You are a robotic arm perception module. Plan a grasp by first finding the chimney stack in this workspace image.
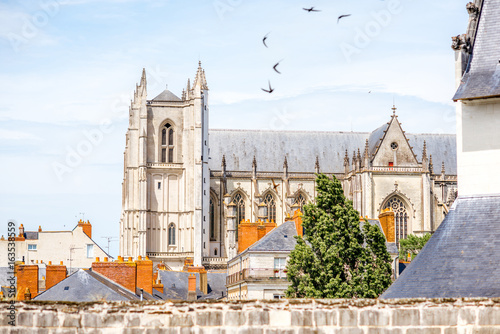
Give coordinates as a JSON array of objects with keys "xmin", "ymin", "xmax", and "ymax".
[
  {"xmin": 187, "ymin": 274, "xmax": 197, "ymax": 301},
  {"xmin": 378, "ymin": 209, "xmax": 396, "ymax": 243},
  {"xmin": 92, "ymin": 257, "xmax": 136, "ymax": 293},
  {"xmin": 16, "ymin": 264, "xmax": 38, "ymax": 301},
  {"xmin": 77, "ymin": 220, "xmax": 92, "ymax": 239},
  {"xmin": 46, "ymin": 262, "xmax": 67, "ymax": 290},
  {"xmin": 135, "ymin": 256, "xmax": 153, "ymax": 294}
]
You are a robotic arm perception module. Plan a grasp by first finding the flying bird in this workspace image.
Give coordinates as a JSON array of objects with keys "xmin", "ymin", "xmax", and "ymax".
[
  {"xmin": 271, "ymin": 179, "xmax": 280, "ymax": 191},
  {"xmin": 262, "ymin": 32, "xmax": 270, "ymax": 48},
  {"xmin": 337, "ymin": 14, "xmax": 352, "ymax": 23},
  {"xmin": 303, "ymin": 7, "xmax": 321, "ymax": 12},
  {"xmin": 262, "ymin": 80, "xmax": 274, "ymax": 93},
  {"xmin": 273, "ymin": 59, "xmax": 283, "ymax": 74}
]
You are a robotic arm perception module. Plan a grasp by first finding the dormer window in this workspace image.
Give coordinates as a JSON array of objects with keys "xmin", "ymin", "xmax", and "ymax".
[{"xmin": 161, "ymin": 123, "xmax": 174, "ymax": 162}]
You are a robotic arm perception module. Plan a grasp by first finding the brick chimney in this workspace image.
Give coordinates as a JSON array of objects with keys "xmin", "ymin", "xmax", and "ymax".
[
  {"xmin": 238, "ymin": 219, "xmax": 277, "ymax": 253},
  {"xmin": 187, "ymin": 274, "xmax": 197, "ymax": 301},
  {"xmin": 378, "ymin": 209, "xmax": 396, "ymax": 243},
  {"xmin": 16, "ymin": 264, "xmax": 38, "ymax": 301},
  {"xmin": 92, "ymin": 256, "xmax": 136, "ymax": 292},
  {"xmin": 77, "ymin": 219, "xmax": 92, "ymax": 239},
  {"xmin": 46, "ymin": 261, "xmax": 67, "ymax": 290},
  {"xmin": 135, "ymin": 256, "xmax": 153, "ymax": 295},
  {"xmin": 15, "ymin": 224, "xmax": 25, "ymax": 241},
  {"xmin": 292, "ymin": 209, "xmax": 303, "ymax": 237},
  {"xmin": 153, "ymin": 279, "xmax": 164, "ymax": 294}
]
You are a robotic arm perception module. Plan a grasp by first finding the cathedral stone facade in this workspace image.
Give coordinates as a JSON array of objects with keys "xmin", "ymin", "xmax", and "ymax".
[{"xmin": 120, "ymin": 63, "xmax": 457, "ymax": 270}]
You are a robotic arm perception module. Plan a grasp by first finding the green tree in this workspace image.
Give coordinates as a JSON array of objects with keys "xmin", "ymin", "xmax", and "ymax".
[
  {"xmin": 399, "ymin": 234, "xmax": 431, "ymax": 261},
  {"xmin": 285, "ymin": 174, "xmax": 392, "ymax": 298}
]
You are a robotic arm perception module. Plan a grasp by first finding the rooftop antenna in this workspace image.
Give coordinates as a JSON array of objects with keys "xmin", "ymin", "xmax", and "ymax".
[{"xmin": 101, "ymin": 236, "xmax": 119, "ymax": 255}]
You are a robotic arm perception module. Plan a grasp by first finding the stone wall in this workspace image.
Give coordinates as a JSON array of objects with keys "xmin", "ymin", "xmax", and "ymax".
[{"xmin": 1, "ymin": 298, "xmax": 500, "ymax": 333}]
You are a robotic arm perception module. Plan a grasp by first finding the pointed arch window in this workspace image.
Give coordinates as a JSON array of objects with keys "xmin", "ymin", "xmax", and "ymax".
[
  {"xmin": 168, "ymin": 223, "xmax": 176, "ymax": 245},
  {"xmin": 232, "ymin": 193, "xmax": 245, "ymax": 242},
  {"xmin": 383, "ymin": 197, "xmax": 408, "ymax": 245},
  {"xmin": 161, "ymin": 123, "xmax": 174, "ymax": 163},
  {"xmin": 295, "ymin": 193, "xmax": 307, "ymax": 213},
  {"xmin": 264, "ymin": 193, "xmax": 276, "ymax": 223},
  {"xmin": 210, "ymin": 197, "xmax": 216, "ymax": 241}
]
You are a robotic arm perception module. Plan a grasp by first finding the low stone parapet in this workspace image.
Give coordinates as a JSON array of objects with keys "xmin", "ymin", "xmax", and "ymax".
[{"xmin": 1, "ymin": 298, "xmax": 500, "ymax": 333}]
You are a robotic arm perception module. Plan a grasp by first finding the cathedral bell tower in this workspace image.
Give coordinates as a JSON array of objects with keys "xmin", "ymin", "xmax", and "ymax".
[{"xmin": 120, "ymin": 63, "xmax": 210, "ymax": 269}]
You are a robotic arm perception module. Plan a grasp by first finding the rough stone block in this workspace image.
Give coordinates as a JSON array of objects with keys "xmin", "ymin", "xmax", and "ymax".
[
  {"xmin": 291, "ymin": 310, "xmax": 313, "ymax": 327},
  {"xmin": 35, "ymin": 311, "xmax": 60, "ymax": 327},
  {"xmin": 443, "ymin": 328, "xmax": 457, "ymax": 334},
  {"xmin": 62, "ymin": 314, "xmax": 82, "ymax": 328},
  {"xmin": 81, "ymin": 313, "xmax": 102, "ymax": 328},
  {"xmin": 170, "ymin": 314, "xmax": 194, "ymax": 327},
  {"xmin": 264, "ymin": 329, "xmax": 295, "ymax": 334},
  {"xmin": 458, "ymin": 308, "xmax": 476, "ymax": 326},
  {"xmin": 197, "ymin": 311, "xmax": 223, "ymax": 326},
  {"xmin": 248, "ymin": 310, "xmax": 269, "ymax": 326},
  {"xmin": 314, "ymin": 310, "xmax": 337, "ymax": 327},
  {"xmin": 122, "ymin": 329, "xmax": 146, "ymax": 334},
  {"xmin": 478, "ymin": 307, "xmax": 500, "ymax": 325},
  {"xmin": 17, "ymin": 311, "xmax": 34, "ymax": 327},
  {"xmin": 224, "ymin": 311, "xmax": 246, "ymax": 326},
  {"xmin": 406, "ymin": 328, "xmax": 441, "ymax": 334},
  {"xmin": 366, "ymin": 329, "xmax": 403, "ymax": 334},
  {"xmin": 77, "ymin": 328, "xmax": 102, "ymax": 334},
  {"xmin": 140, "ymin": 313, "xmax": 167, "ymax": 328},
  {"xmin": 391, "ymin": 308, "xmax": 419, "ymax": 327},
  {"xmin": 472, "ymin": 328, "xmax": 500, "ymax": 334},
  {"xmin": 421, "ymin": 308, "xmax": 458, "ymax": 326},
  {"xmin": 126, "ymin": 313, "xmax": 141, "ymax": 327},
  {"xmin": 359, "ymin": 309, "xmax": 390, "ymax": 326},
  {"xmin": 57, "ymin": 329, "xmax": 80, "ymax": 334},
  {"xmin": 101, "ymin": 313, "xmax": 125, "ymax": 327},
  {"xmin": 296, "ymin": 328, "xmax": 321, "ymax": 334},
  {"xmin": 237, "ymin": 327, "xmax": 263, "ymax": 334},
  {"xmin": 331, "ymin": 328, "xmax": 364, "ymax": 334},
  {"xmin": 268, "ymin": 311, "xmax": 291, "ymax": 327},
  {"xmin": 338, "ymin": 309, "xmax": 357, "ymax": 327}
]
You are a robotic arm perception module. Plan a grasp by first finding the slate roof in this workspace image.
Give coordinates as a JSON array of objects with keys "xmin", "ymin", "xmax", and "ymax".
[
  {"xmin": 453, "ymin": 0, "xmax": 500, "ymax": 100},
  {"xmin": 24, "ymin": 232, "xmax": 38, "ymax": 240},
  {"xmin": 381, "ymin": 195, "xmax": 500, "ymax": 299},
  {"xmin": 152, "ymin": 89, "xmax": 181, "ymax": 102},
  {"xmin": 157, "ymin": 271, "xmax": 227, "ymax": 300},
  {"xmin": 246, "ymin": 220, "xmax": 298, "ymax": 253},
  {"xmin": 34, "ymin": 269, "xmax": 140, "ymax": 302},
  {"xmin": 0, "ymin": 267, "xmax": 14, "ymax": 288},
  {"xmin": 208, "ymin": 129, "xmax": 457, "ymax": 174}
]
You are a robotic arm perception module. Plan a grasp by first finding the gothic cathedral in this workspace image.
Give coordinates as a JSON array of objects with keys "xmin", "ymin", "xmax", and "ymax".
[{"xmin": 120, "ymin": 63, "xmax": 457, "ymax": 270}]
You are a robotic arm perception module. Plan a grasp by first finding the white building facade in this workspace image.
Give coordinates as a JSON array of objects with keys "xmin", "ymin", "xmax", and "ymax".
[{"xmin": 0, "ymin": 221, "xmax": 109, "ymax": 270}]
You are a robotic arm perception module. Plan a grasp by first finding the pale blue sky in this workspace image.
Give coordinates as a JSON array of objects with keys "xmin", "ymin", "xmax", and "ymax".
[{"xmin": 0, "ymin": 0, "xmax": 468, "ymax": 257}]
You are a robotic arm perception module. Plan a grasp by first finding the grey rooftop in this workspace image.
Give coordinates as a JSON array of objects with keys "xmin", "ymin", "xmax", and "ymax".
[
  {"xmin": 453, "ymin": 0, "xmax": 500, "ymax": 100},
  {"xmin": 208, "ymin": 129, "xmax": 457, "ymax": 174},
  {"xmin": 381, "ymin": 195, "xmax": 500, "ymax": 299}
]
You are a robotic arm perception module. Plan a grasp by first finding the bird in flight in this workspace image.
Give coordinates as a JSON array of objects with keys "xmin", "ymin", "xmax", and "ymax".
[
  {"xmin": 271, "ymin": 179, "xmax": 280, "ymax": 191},
  {"xmin": 262, "ymin": 80, "xmax": 274, "ymax": 93},
  {"xmin": 303, "ymin": 7, "xmax": 321, "ymax": 12},
  {"xmin": 262, "ymin": 32, "xmax": 270, "ymax": 48},
  {"xmin": 337, "ymin": 14, "xmax": 352, "ymax": 23},
  {"xmin": 273, "ymin": 59, "xmax": 283, "ymax": 74}
]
